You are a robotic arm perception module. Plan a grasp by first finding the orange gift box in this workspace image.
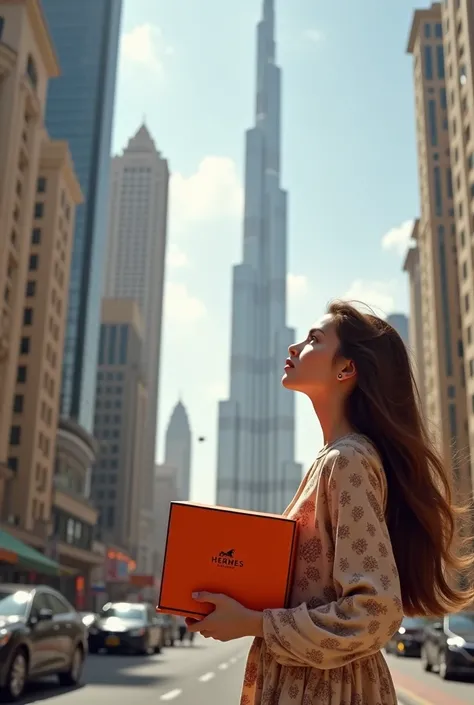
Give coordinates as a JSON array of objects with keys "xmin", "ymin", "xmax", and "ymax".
[{"xmin": 157, "ymin": 502, "xmax": 298, "ymax": 619}]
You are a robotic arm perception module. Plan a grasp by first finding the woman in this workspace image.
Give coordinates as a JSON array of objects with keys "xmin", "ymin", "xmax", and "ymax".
[{"xmin": 187, "ymin": 301, "xmax": 474, "ymax": 704}]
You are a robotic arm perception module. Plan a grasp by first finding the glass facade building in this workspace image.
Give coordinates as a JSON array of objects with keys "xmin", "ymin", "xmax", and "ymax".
[{"xmin": 42, "ymin": 0, "xmax": 123, "ymax": 432}]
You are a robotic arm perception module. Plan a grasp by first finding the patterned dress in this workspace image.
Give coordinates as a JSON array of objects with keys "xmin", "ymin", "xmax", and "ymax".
[{"xmin": 240, "ymin": 434, "xmax": 403, "ymax": 705}]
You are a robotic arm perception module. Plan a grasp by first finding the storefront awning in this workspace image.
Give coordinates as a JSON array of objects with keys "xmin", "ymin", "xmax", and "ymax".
[{"xmin": 0, "ymin": 529, "xmax": 60, "ymax": 577}]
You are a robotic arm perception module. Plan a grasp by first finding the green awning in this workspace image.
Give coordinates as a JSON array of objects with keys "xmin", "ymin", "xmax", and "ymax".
[{"xmin": 0, "ymin": 529, "xmax": 60, "ymax": 576}]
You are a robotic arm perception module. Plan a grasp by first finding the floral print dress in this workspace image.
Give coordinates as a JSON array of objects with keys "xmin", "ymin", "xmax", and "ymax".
[{"xmin": 241, "ymin": 434, "xmax": 403, "ymax": 705}]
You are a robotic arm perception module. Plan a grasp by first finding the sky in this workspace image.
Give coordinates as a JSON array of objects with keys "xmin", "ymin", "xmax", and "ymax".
[{"xmin": 111, "ymin": 0, "xmax": 423, "ymax": 504}]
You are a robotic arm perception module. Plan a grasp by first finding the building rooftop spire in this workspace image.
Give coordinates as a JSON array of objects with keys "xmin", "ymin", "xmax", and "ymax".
[{"xmin": 125, "ymin": 122, "xmax": 157, "ymax": 153}]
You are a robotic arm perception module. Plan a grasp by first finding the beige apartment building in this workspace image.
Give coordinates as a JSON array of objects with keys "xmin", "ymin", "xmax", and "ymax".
[
  {"xmin": 0, "ymin": 0, "xmax": 59, "ymax": 507},
  {"xmin": 441, "ymin": 1, "xmax": 474, "ymax": 487},
  {"xmin": 91, "ymin": 299, "xmax": 147, "ymax": 562},
  {"xmin": 407, "ymin": 4, "xmax": 471, "ymax": 497}
]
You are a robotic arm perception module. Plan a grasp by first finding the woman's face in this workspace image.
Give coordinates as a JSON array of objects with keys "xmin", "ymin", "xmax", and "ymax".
[{"xmin": 282, "ymin": 314, "xmax": 350, "ymax": 394}]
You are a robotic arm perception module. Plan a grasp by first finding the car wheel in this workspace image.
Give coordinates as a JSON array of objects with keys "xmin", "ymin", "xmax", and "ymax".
[
  {"xmin": 420, "ymin": 645, "xmax": 432, "ymax": 672},
  {"xmin": 3, "ymin": 648, "xmax": 28, "ymax": 702},
  {"xmin": 58, "ymin": 645, "xmax": 84, "ymax": 686}
]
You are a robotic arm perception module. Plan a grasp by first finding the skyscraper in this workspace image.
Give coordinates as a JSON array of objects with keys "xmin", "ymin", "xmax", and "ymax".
[
  {"xmin": 42, "ymin": 0, "xmax": 122, "ymax": 432},
  {"xmin": 164, "ymin": 400, "xmax": 192, "ymax": 501},
  {"xmin": 104, "ymin": 124, "xmax": 170, "ymax": 512},
  {"xmin": 407, "ymin": 5, "xmax": 470, "ymax": 494},
  {"xmin": 216, "ymin": 0, "xmax": 301, "ymax": 514},
  {"xmin": 386, "ymin": 313, "xmax": 409, "ymax": 348}
]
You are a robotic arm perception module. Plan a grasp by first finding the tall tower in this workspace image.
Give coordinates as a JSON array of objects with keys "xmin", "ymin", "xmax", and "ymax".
[
  {"xmin": 164, "ymin": 401, "xmax": 192, "ymax": 501},
  {"xmin": 216, "ymin": 0, "xmax": 302, "ymax": 514},
  {"xmin": 42, "ymin": 0, "xmax": 123, "ymax": 432},
  {"xmin": 104, "ymin": 124, "xmax": 170, "ymax": 513},
  {"xmin": 407, "ymin": 5, "xmax": 470, "ymax": 496}
]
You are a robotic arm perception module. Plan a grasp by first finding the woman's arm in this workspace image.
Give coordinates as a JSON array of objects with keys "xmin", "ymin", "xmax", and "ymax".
[{"xmin": 261, "ymin": 447, "xmax": 403, "ymax": 669}]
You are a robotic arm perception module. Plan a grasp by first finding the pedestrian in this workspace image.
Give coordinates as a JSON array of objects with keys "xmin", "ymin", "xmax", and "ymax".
[
  {"xmin": 177, "ymin": 615, "xmax": 187, "ymax": 644},
  {"xmin": 185, "ymin": 301, "xmax": 474, "ymax": 704}
]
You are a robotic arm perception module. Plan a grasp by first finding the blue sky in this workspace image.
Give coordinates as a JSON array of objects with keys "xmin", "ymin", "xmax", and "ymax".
[{"xmin": 112, "ymin": 0, "xmax": 422, "ymax": 503}]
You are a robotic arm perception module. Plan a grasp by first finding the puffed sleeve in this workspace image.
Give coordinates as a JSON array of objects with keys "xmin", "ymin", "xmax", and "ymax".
[{"xmin": 262, "ymin": 446, "xmax": 403, "ymax": 668}]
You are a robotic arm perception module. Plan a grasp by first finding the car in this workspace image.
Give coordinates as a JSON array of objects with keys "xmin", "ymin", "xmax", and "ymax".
[
  {"xmin": 88, "ymin": 602, "xmax": 162, "ymax": 655},
  {"xmin": 385, "ymin": 616, "xmax": 434, "ymax": 657},
  {"xmin": 421, "ymin": 612, "xmax": 474, "ymax": 679},
  {"xmin": 0, "ymin": 583, "xmax": 87, "ymax": 701}
]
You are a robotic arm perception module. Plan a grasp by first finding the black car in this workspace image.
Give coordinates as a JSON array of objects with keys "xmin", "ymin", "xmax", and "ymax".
[
  {"xmin": 421, "ymin": 612, "xmax": 474, "ymax": 679},
  {"xmin": 88, "ymin": 602, "xmax": 163, "ymax": 655},
  {"xmin": 0, "ymin": 584, "xmax": 87, "ymax": 701},
  {"xmin": 386, "ymin": 616, "xmax": 433, "ymax": 657}
]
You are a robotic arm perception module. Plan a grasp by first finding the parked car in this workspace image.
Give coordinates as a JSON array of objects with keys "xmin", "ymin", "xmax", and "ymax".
[
  {"xmin": 0, "ymin": 583, "xmax": 87, "ymax": 701},
  {"xmin": 385, "ymin": 616, "xmax": 433, "ymax": 657},
  {"xmin": 88, "ymin": 602, "xmax": 162, "ymax": 655},
  {"xmin": 79, "ymin": 612, "xmax": 97, "ymax": 629},
  {"xmin": 421, "ymin": 612, "xmax": 474, "ymax": 679}
]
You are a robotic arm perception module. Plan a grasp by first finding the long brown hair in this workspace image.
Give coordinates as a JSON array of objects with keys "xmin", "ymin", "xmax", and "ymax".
[{"xmin": 329, "ymin": 300, "xmax": 474, "ymax": 616}]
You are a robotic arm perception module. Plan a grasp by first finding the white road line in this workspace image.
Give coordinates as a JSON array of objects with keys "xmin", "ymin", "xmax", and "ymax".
[
  {"xmin": 218, "ymin": 662, "xmax": 229, "ymax": 670},
  {"xmin": 198, "ymin": 672, "xmax": 216, "ymax": 682},
  {"xmin": 160, "ymin": 689, "xmax": 182, "ymax": 701}
]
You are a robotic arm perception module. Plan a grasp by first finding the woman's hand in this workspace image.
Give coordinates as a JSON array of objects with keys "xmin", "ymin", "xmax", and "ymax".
[{"xmin": 185, "ymin": 592, "xmax": 263, "ymax": 642}]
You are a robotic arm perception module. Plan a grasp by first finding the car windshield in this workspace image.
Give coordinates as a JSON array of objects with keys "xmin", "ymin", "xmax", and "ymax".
[
  {"xmin": 402, "ymin": 617, "xmax": 431, "ymax": 629},
  {"xmin": 100, "ymin": 603, "xmax": 145, "ymax": 621},
  {"xmin": 447, "ymin": 613, "xmax": 474, "ymax": 633},
  {"xmin": 0, "ymin": 590, "xmax": 30, "ymax": 617}
]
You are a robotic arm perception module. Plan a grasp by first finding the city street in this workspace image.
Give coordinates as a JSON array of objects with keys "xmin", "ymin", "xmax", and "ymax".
[
  {"xmin": 21, "ymin": 636, "xmax": 250, "ymax": 705},
  {"xmin": 16, "ymin": 639, "xmax": 474, "ymax": 705}
]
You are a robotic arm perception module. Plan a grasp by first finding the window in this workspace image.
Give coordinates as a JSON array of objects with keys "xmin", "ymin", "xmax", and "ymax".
[
  {"xmin": 13, "ymin": 395, "xmax": 23, "ymax": 414},
  {"xmin": 107, "ymin": 507, "xmax": 115, "ymax": 528},
  {"xmin": 433, "ymin": 166, "xmax": 443, "ymax": 215},
  {"xmin": 45, "ymin": 593, "xmax": 70, "ymax": 616},
  {"xmin": 26, "ymin": 54, "xmax": 38, "ymax": 89},
  {"xmin": 23, "ymin": 308, "xmax": 33, "ymax": 325},
  {"xmin": 0, "ymin": 17, "xmax": 4, "ymax": 41},
  {"xmin": 425, "ymin": 46, "xmax": 433, "ymax": 80},
  {"xmin": 34, "ymin": 202, "xmax": 43, "ymax": 219},
  {"xmin": 438, "ymin": 227, "xmax": 452, "ymax": 376},
  {"xmin": 10, "ymin": 426, "xmax": 21, "ymax": 445},
  {"xmin": 98, "ymin": 326, "xmax": 106, "ymax": 365},
  {"xmin": 20, "ymin": 337, "xmax": 30, "ymax": 355},
  {"xmin": 424, "ymin": 23, "xmax": 431, "ymax": 38},
  {"xmin": 436, "ymin": 45, "xmax": 445, "ymax": 79},
  {"xmin": 440, "ymin": 87, "xmax": 447, "ymax": 110},
  {"xmin": 17, "ymin": 366, "xmax": 27, "ymax": 383},
  {"xmin": 26, "ymin": 281, "xmax": 35, "ymax": 297},
  {"xmin": 37, "ymin": 177, "xmax": 46, "ymax": 194},
  {"xmin": 29, "ymin": 254, "xmax": 38, "ymax": 271},
  {"xmin": 447, "ymin": 168, "xmax": 453, "ymax": 198},
  {"xmin": 435, "ymin": 22, "xmax": 442, "ymax": 39},
  {"xmin": 108, "ymin": 325, "xmax": 117, "ymax": 364},
  {"xmin": 119, "ymin": 325, "xmax": 128, "ymax": 364},
  {"xmin": 428, "ymin": 100, "xmax": 438, "ymax": 146},
  {"xmin": 7, "ymin": 457, "xmax": 18, "ymax": 472},
  {"xmin": 32, "ymin": 228, "xmax": 41, "ymax": 244}
]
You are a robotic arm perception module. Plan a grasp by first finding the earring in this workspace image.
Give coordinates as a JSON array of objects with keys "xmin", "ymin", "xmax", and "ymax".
[{"xmin": 337, "ymin": 373, "xmax": 343, "ymax": 380}]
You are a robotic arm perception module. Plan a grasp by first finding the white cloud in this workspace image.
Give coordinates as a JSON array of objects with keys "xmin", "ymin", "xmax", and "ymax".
[
  {"xmin": 170, "ymin": 156, "xmax": 243, "ymax": 227},
  {"xmin": 287, "ymin": 273, "xmax": 309, "ymax": 299},
  {"xmin": 120, "ymin": 24, "xmax": 172, "ymax": 74},
  {"xmin": 167, "ymin": 243, "xmax": 189, "ymax": 269},
  {"xmin": 381, "ymin": 220, "xmax": 415, "ymax": 257},
  {"xmin": 164, "ymin": 282, "xmax": 207, "ymax": 325},
  {"xmin": 342, "ymin": 279, "xmax": 398, "ymax": 317},
  {"xmin": 304, "ymin": 29, "xmax": 324, "ymax": 44}
]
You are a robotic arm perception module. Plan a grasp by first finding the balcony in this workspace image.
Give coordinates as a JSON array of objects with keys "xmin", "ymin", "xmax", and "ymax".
[{"xmin": 53, "ymin": 481, "xmax": 98, "ymax": 527}]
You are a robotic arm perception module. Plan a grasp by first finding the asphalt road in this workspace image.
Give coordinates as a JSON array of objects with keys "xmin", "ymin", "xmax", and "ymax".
[
  {"xmin": 387, "ymin": 652, "xmax": 474, "ymax": 705},
  {"xmin": 20, "ymin": 635, "xmax": 250, "ymax": 705},
  {"xmin": 18, "ymin": 637, "xmax": 473, "ymax": 705}
]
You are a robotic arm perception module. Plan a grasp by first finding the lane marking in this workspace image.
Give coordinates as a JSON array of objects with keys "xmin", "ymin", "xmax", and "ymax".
[
  {"xmin": 396, "ymin": 686, "xmax": 436, "ymax": 705},
  {"xmin": 198, "ymin": 672, "xmax": 216, "ymax": 682},
  {"xmin": 218, "ymin": 662, "xmax": 229, "ymax": 670},
  {"xmin": 160, "ymin": 690, "xmax": 182, "ymax": 701}
]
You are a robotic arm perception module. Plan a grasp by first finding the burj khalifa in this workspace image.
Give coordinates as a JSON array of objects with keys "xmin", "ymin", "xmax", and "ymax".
[{"xmin": 216, "ymin": 0, "xmax": 302, "ymax": 514}]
